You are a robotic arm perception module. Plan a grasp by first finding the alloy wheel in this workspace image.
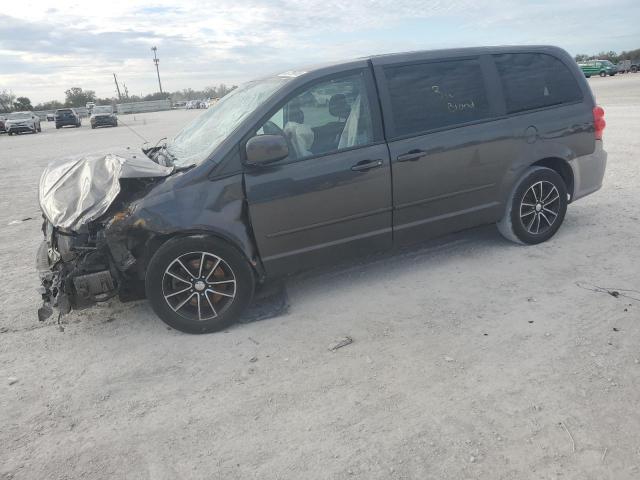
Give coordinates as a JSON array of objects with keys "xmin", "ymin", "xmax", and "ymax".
[
  {"xmin": 519, "ymin": 180, "xmax": 561, "ymax": 235},
  {"xmin": 162, "ymin": 251, "xmax": 236, "ymax": 321}
]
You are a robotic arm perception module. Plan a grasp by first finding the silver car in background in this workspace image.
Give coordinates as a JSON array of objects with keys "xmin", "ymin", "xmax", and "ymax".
[{"xmin": 5, "ymin": 111, "xmax": 41, "ymax": 135}]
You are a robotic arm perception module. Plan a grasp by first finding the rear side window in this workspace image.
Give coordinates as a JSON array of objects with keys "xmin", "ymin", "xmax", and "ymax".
[
  {"xmin": 384, "ymin": 58, "xmax": 491, "ymax": 137},
  {"xmin": 493, "ymin": 53, "xmax": 582, "ymax": 114}
]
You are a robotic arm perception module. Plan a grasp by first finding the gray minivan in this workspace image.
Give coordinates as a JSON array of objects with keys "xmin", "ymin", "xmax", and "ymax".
[{"xmin": 37, "ymin": 45, "xmax": 607, "ymax": 333}]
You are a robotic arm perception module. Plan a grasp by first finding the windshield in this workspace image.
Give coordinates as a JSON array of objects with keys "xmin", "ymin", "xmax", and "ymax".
[
  {"xmin": 166, "ymin": 76, "xmax": 292, "ymax": 167},
  {"xmin": 93, "ymin": 106, "xmax": 113, "ymax": 114},
  {"xmin": 8, "ymin": 112, "xmax": 31, "ymax": 119}
]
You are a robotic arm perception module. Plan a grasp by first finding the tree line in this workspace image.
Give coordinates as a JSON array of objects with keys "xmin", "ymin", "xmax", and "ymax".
[
  {"xmin": 574, "ymin": 48, "xmax": 640, "ymax": 64},
  {"xmin": 0, "ymin": 83, "xmax": 237, "ymax": 113}
]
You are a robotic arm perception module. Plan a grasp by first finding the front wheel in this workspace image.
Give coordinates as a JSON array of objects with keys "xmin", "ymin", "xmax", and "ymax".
[
  {"xmin": 497, "ymin": 167, "xmax": 568, "ymax": 245},
  {"xmin": 145, "ymin": 236, "xmax": 255, "ymax": 333}
]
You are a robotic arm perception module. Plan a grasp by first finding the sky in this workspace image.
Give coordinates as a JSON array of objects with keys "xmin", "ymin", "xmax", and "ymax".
[{"xmin": 1, "ymin": 0, "xmax": 639, "ymax": 104}]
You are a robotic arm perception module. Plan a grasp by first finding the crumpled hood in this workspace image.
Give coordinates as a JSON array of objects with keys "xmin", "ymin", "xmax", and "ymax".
[{"xmin": 39, "ymin": 150, "xmax": 173, "ymax": 231}]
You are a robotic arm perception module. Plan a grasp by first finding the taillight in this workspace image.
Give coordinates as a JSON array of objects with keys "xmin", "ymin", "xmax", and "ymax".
[{"xmin": 593, "ymin": 105, "xmax": 605, "ymax": 141}]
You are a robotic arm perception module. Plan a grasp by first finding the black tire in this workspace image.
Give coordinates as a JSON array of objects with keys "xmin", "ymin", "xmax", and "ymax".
[
  {"xmin": 599, "ymin": 71, "xmax": 607, "ymax": 77},
  {"xmin": 497, "ymin": 167, "xmax": 568, "ymax": 245},
  {"xmin": 91, "ymin": 125, "xmax": 96, "ymax": 129},
  {"xmin": 145, "ymin": 236, "xmax": 255, "ymax": 334},
  {"xmin": 37, "ymin": 123, "xmax": 42, "ymax": 132}
]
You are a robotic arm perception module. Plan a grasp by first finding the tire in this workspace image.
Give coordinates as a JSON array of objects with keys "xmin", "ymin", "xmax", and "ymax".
[
  {"xmin": 37, "ymin": 124, "xmax": 42, "ymax": 132},
  {"xmin": 497, "ymin": 167, "xmax": 568, "ymax": 245},
  {"xmin": 145, "ymin": 236, "xmax": 255, "ymax": 334},
  {"xmin": 600, "ymin": 71, "xmax": 607, "ymax": 77},
  {"xmin": 91, "ymin": 125, "xmax": 96, "ymax": 129},
  {"xmin": 585, "ymin": 74, "xmax": 591, "ymax": 78}
]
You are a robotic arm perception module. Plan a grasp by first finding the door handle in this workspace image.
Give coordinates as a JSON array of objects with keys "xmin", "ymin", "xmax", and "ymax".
[
  {"xmin": 397, "ymin": 150, "xmax": 427, "ymax": 162},
  {"xmin": 351, "ymin": 159, "xmax": 384, "ymax": 172}
]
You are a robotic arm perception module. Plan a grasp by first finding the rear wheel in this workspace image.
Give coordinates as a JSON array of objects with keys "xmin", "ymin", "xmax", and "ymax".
[
  {"xmin": 600, "ymin": 71, "xmax": 607, "ymax": 77},
  {"xmin": 145, "ymin": 236, "xmax": 255, "ymax": 334},
  {"xmin": 497, "ymin": 167, "xmax": 568, "ymax": 245}
]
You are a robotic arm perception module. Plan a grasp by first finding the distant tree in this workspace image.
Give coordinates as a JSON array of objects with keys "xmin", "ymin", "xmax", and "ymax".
[
  {"xmin": 64, "ymin": 87, "xmax": 96, "ymax": 108},
  {"xmin": 0, "ymin": 89, "xmax": 16, "ymax": 112},
  {"xmin": 34, "ymin": 100, "xmax": 64, "ymax": 111},
  {"xmin": 95, "ymin": 97, "xmax": 117, "ymax": 106},
  {"xmin": 619, "ymin": 48, "xmax": 640, "ymax": 60},
  {"xmin": 595, "ymin": 51, "xmax": 619, "ymax": 63},
  {"xmin": 142, "ymin": 91, "xmax": 170, "ymax": 101},
  {"xmin": 574, "ymin": 54, "xmax": 590, "ymax": 62},
  {"xmin": 170, "ymin": 84, "xmax": 236, "ymax": 102},
  {"xmin": 13, "ymin": 97, "xmax": 33, "ymax": 110}
]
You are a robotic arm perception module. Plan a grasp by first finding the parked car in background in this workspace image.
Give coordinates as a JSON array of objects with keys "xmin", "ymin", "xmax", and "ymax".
[
  {"xmin": 37, "ymin": 45, "xmax": 607, "ymax": 334},
  {"xmin": 55, "ymin": 109, "xmax": 81, "ymax": 129},
  {"xmin": 630, "ymin": 60, "xmax": 640, "ymax": 73},
  {"xmin": 90, "ymin": 105, "xmax": 118, "ymax": 129},
  {"xmin": 579, "ymin": 60, "xmax": 618, "ymax": 77},
  {"xmin": 617, "ymin": 60, "xmax": 631, "ymax": 73},
  {"xmin": 5, "ymin": 111, "xmax": 41, "ymax": 135},
  {"xmin": 0, "ymin": 115, "xmax": 6, "ymax": 133},
  {"xmin": 46, "ymin": 113, "xmax": 55, "ymax": 122},
  {"xmin": 86, "ymin": 102, "xmax": 95, "ymax": 115}
]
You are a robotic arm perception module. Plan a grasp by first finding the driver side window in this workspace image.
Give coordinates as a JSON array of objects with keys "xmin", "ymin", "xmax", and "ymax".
[{"xmin": 257, "ymin": 71, "xmax": 374, "ymax": 162}]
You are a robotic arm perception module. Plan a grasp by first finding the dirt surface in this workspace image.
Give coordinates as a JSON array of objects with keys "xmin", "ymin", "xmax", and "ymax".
[{"xmin": 1, "ymin": 76, "xmax": 639, "ymax": 480}]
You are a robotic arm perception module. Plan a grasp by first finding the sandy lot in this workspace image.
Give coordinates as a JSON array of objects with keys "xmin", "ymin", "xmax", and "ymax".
[{"xmin": 1, "ymin": 75, "xmax": 639, "ymax": 480}]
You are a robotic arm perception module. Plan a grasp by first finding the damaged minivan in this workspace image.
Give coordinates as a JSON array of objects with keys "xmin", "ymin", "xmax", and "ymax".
[{"xmin": 37, "ymin": 46, "xmax": 607, "ymax": 333}]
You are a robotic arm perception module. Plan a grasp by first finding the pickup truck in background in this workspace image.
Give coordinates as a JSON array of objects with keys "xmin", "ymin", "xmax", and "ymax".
[{"xmin": 617, "ymin": 60, "xmax": 631, "ymax": 73}]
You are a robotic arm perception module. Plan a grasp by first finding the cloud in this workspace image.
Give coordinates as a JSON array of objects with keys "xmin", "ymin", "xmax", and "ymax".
[{"xmin": 0, "ymin": 0, "xmax": 638, "ymax": 103}]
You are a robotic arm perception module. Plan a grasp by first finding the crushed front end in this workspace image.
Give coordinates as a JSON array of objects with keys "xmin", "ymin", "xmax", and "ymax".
[
  {"xmin": 36, "ymin": 151, "xmax": 173, "ymax": 321},
  {"xmin": 37, "ymin": 219, "xmax": 118, "ymax": 321}
]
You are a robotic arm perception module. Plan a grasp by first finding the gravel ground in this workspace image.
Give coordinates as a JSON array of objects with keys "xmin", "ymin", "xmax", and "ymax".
[{"xmin": 1, "ymin": 75, "xmax": 639, "ymax": 480}]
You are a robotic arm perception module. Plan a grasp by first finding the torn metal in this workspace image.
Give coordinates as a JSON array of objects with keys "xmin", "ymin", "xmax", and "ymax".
[
  {"xmin": 39, "ymin": 150, "xmax": 173, "ymax": 231},
  {"xmin": 36, "ymin": 148, "xmax": 258, "ymax": 323},
  {"xmin": 37, "ymin": 150, "xmax": 173, "ymax": 321}
]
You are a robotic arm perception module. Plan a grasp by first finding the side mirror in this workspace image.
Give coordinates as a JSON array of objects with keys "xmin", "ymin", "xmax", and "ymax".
[{"xmin": 245, "ymin": 134, "xmax": 288, "ymax": 165}]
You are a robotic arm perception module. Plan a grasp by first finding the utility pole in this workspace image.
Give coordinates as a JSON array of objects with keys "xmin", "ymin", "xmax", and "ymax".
[
  {"xmin": 151, "ymin": 46, "xmax": 163, "ymax": 94},
  {"xmin": 113, "ymin": 73, "xmax": 122, "ymax": 101}
]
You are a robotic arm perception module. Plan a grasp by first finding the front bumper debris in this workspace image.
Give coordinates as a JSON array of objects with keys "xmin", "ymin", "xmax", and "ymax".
[{"xmin": 36, "ymin": 220, "xmax": 119, "ymax": 321}]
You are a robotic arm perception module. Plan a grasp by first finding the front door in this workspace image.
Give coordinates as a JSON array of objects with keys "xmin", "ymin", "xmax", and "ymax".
[
  {"xmin": 244, "ymin": 69, "xmax": 392, "ymax": 277},
  {"xmin": 374, "ymin": 56, "xmax": 508, "ymax": 245}
]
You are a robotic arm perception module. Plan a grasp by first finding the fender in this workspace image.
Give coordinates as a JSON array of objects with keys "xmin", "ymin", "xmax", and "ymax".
[{"xmin": 104, "ymin": 171, "xmax": 265, "ymax": 282}]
